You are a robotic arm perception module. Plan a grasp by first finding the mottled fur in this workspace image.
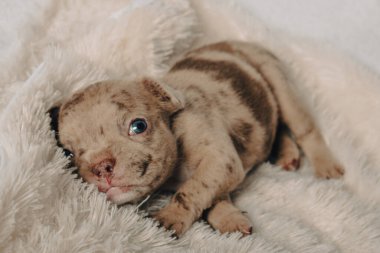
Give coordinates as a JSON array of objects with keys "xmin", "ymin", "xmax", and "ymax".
[{"xmin": 58, "ymin": 41, "xmax": 344, "ymax": 236}]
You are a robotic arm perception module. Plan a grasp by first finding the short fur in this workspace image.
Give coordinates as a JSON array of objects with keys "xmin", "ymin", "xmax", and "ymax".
[{"xmin": 58, "ymin": 41, "xmax": 344, "ymax": 236}]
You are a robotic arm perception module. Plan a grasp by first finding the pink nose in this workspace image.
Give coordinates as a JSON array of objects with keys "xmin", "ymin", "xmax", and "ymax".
[{"xmin": 91, "ymin": 158, "xmax": 115, "ymax": 181}]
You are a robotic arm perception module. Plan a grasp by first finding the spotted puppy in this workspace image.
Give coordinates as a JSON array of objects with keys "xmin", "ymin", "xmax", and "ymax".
[{"xmin": 57, "ymin": 41, "xmax": 344, "ymax": 237}]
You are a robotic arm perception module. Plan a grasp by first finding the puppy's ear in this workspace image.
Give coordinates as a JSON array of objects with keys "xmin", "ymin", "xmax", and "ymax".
[
  {"xmin": 48, "ymin": 106, "xmax": 61, "ymax": 144},
  {"xmin": 141, "ymin": 78, "xmax": 185, "ymax": 113}
]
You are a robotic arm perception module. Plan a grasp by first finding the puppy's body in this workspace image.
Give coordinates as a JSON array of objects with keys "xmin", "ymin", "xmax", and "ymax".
[{"xmin": 58, "ymin": 41, "xmax": 343, "ymax": 236}]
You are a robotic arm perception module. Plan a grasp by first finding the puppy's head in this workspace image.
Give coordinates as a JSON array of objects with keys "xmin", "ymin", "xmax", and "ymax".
[{"xmin": 58, "ymin": 79, "xmax": 184, "ymax": 204}]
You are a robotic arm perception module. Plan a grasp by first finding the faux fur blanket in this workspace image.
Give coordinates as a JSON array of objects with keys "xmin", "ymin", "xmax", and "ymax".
[{"xmin": 1, "ymin": 0, "xmax": 380, "ymax": 252}]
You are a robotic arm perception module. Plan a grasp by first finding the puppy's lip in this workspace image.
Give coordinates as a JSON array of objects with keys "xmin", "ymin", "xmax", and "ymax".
[
  {"xmin": 105, "ymin": 185, "xmax": 142, "ymax": 201},
  {"xmin": 106, "ymin": 184, "xmax": 138, "ymax": 194}
]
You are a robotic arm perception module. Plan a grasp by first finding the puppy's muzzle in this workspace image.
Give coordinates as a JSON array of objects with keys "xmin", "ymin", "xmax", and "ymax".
[{"xmin": 91, "ymin": 158, "xmax": 115, "ymax": 183}]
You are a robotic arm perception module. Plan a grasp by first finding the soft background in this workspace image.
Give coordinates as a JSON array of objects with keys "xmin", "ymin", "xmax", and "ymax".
[
  {"xmin": 0, "ymin": 0, "xmax": 379, "ymax": 252},
  {"xmin": 239, "ymin": 0, "xmax": 380, "ymax": 74}
]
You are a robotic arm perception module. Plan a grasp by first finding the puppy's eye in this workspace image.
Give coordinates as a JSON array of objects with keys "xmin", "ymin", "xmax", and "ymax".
[{"xmin": 129, "ymin": 118, "xmax": 148, "ymax": 135}]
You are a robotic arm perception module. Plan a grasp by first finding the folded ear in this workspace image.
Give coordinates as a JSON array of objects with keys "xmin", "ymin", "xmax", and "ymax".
[
  {"xmin": 48, "ymin": 106, "xmax": 60, "ymax": 138},
  {"xmin": 47, "ymin": 106, "xmax": 65, "ymax": 149},
  {"xmin": 141, "ymin": 78, "xmax": 185, "ymax": 113}
]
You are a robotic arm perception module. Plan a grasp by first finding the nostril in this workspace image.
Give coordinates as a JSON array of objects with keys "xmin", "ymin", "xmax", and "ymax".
[
  {"xmin": 91, "ymin": 158, "xmax": 115, "ymax": 177},
  {"xmin": 105, "ymin": 164, "xmax": 113, "ymax": 173},
  {"xmin": 91, "ymin": 167, "xmax": 101, "ymax": 177}
]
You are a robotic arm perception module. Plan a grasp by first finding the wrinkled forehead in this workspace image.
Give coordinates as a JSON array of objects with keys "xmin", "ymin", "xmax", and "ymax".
[
  {"xmin": 58, "ymin": 81, "xmax": 153, "ymax": 137},
  {"xmin": 60, "ymin": 80, "xmax": 157, "ymax": 116},
  {"xmin": 61, "ymin": 81, "xmax": 134, "ymax": 114}
]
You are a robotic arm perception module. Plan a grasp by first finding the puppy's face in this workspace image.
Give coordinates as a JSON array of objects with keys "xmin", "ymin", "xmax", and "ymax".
[{"xmin": 58, "ymin": 79, "xmax": 184, "ymax": 204}]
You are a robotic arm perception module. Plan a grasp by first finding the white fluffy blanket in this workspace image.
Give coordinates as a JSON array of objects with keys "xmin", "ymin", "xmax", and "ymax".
[{"xmin": 1, "ymin": 0, "xmax": 380, "ymax": 252}]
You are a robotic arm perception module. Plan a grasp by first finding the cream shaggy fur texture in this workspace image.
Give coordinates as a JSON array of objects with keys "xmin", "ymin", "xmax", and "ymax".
[{"xmin": 0, "ymin": 0, "xmax": 379, "ymax": 252}]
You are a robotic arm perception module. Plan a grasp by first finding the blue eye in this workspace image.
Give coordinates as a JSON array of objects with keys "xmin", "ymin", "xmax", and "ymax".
[{"xmin": 129, "ymin": 118, "xmax": 148, "ymax": 135}]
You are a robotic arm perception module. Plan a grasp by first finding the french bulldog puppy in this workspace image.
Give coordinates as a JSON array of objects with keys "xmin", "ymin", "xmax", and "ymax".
[{"xmin": 57, "ymin": 41, "xmax": 344, "ymax": 237}]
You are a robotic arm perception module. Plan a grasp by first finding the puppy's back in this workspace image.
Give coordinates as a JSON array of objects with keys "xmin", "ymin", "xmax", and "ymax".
[{"xmin": 164, "ymin": 41, "xmax": 280, "ymax": 169}]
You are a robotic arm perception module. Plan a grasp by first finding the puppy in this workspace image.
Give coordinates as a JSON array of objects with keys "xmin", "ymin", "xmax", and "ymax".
[{"xmin": 57, "ymin": 41, "xmax": 344, "ymax": 236}]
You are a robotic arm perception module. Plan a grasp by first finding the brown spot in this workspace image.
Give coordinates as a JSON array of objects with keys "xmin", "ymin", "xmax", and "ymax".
[
  {"xmin": 174, "ymin": 192, "xmax": 190, "ymax": 211},
  {"xmin": 111, "ymin": 101, "xmax": 127, "ymax": 110},
  {"xmin": 230, "ymin": 133, "xmax": 246, "ymax": 154},
  {"xmin": 138, "ymin": 154, "xmax": 152, "ymax": 177},
  {"xmin": 171, "ymin": 57, "xmax": 275, "ymax": 153},
  {"xmin": 219, "ymin": 90, "xmax": 228, "ymax": 97},
  {"xmin": 202, "ymin": 139, "xmax": 210, "ymax": 146},
  {"xmin": 185, "ymin": 85, "xmax": 212, "ymax": 110},
  {"xmin": 100, "ymin": 126, "xmax": 104, "ymax": 135},
  {"xmin": 120, "ymin": 90, "xmax": 131, "ymax": 97},
  {"xmin": 186, "ymin": 85, "xmax": 207, "ymax": 99},
  {"xmin": 201, "ymin": 181, "xmax": 209, "ymax": 189},
  {"xmin": 78, "ymin": 149, "xmax": 84, "ymax": 156},
  {"xmin": 143, "ymin": 79, "xmax": 171, "ymax": 102},
  {"xmin": 229, "ymin": 121, "xmax": 253, "ymax": 154},
  {"xmin": 194, "ymin": 158, "xmax": 203, "ymax": 170},
  {"xmin": 171, "ymin": 58, "xmax": 273, "ymax": 130},
  {"xmin": 111, "ymin": 89, "xmax": 134, "ymax": 110},
  {"xmin": 61, "ymin": 92, "xmax": 85, "ymax": 112},
  {"xmin": 226, "ymin": 47, "xmax": 279, "ymax": 95},
  {"xmin": 235, "ymin": 121, "xmax": 253, "ymax": 140},
  {"xmin": 142, "ymin": 102, "xmax": 152, "ymax": 111},
  {"xmin": 226, "ymin": 164, "xmax": 233, "ymax": 173}
]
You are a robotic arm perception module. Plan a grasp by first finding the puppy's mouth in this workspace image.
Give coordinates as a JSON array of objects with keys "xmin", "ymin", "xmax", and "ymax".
[
  {"xmin": 102, "ymin": 184, "xmax": 135, "ymax": 194},
  {"xmin": 105, "ymin": 185, "xmax": 147, "ymax": 205}
]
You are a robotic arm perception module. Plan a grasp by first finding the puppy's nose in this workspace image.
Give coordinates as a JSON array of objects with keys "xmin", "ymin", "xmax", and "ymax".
[{"xmin": 91, "ymin": 158, "xmax": 115, "ymax": 181}]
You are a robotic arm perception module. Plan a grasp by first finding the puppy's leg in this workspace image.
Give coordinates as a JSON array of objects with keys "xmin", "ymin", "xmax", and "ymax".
[
  {"xmin": 225, "ymin": 41, "xmax": 344, "ymax": 178},
  {"xmin": 271, "ymin": 77, "xmax": 344, "ymax": 178},
  {"xmin": 155, "ymin": 121, "xmax": 245, "ymax": 236},
  {"xmin": 206, "ymin": 194, "xmax": 252, "ymax": 235},
  {"xmin": 272, "ymin": 123, "xmax": 300, "ymax": 171}
]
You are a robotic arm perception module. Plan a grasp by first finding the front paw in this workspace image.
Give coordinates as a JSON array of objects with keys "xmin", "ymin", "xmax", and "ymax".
[
  {"xmin": 155, "ymin": 203, "xmax": 195, "ymax": 237},
  {"xmin": 312, "ymin": 155, "xmax": 345, "ymax": 179},
  {"xmin": 209, "ymin": 210, "xmax": 253, "ymax": 236}
]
